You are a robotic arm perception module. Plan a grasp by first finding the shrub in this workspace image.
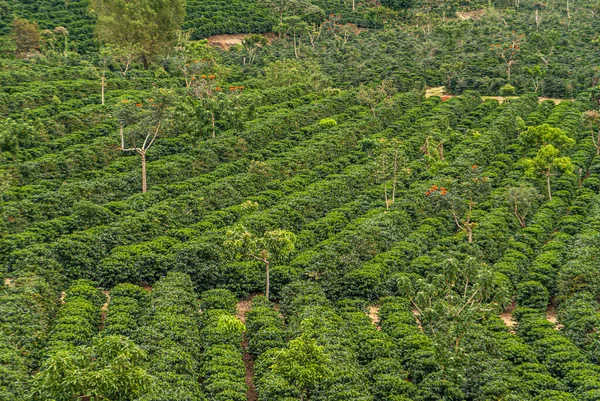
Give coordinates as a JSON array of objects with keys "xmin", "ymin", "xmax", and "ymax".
[{"xmin": 517, "ymin": 281, "xmax": 550, "ymax": 311}]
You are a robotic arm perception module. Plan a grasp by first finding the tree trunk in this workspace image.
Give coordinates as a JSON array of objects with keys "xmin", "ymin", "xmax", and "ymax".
[
  {"xmin": 467, "ymin": 226, "xmax": 473, "ymax": 244},
  {"xmin": 142, "ymin": 54, "xmax": 149, "ymax": 69},
  {"xmin": 101, "ymin": 73, "xmax": 105, "ymax": 105},
  {"xmin": 293, "ymin": 29, "xmax": 298, "ymax": 58},
  {"xmin": 211, "ymin": 112, "xmax": 216, "ymax": 139},
  {"xmin": 265, "ymin": 260, "xmax": 270, "ymax": 300},
  {"xmin": 141, "ymin": 151, "xmax": 147, "ymax": 193},
  {"xmin": 546, "ymin": 173, "xmax": 552, "ymax": 200},
  {"xmin": 392, "ymin": 150, "xmax": 398, "ymax": 204},
  {"xmin": 514, "ymin": 205, "xmax": 526, "ymax": 228}
]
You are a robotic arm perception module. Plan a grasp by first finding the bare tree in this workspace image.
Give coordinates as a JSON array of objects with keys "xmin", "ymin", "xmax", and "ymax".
[
  {"xmin": 117, "ymin": 91, "xmax": 172, "ymax": 193},
  {"xmin": 582, "ymin": 110, "xmax": 600, "ymax": 156}
]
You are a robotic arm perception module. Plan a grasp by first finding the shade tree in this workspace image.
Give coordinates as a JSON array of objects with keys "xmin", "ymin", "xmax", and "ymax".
[
  {"xmin": 225, "ymin": 225, "xmax": 296, "ymax": 299},
  {"xmin": 507, "ymin": 184, "xmax": 540, "ymax": 228},
  {"xmin": 90, "ymin": 0, "xmax": 186, "ymax": 68},
  {"xmin": 426, "ymin": 165, "xmax": 491, "ymax": 244},
  {"xmin": 520, "ymin": 124, "xmax": 575, "ymax": 200},
  {"xmin": 116, "ymin": 89, "xmax": 174, "ymax": 193}
]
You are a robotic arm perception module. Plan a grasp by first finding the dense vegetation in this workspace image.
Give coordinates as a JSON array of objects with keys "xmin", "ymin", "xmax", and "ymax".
[{"xmin": 1, "ymin": 0, "xmax": 600, "ymax": 399}]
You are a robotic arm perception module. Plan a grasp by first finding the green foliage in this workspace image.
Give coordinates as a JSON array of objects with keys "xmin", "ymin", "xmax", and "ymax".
[
  {"xmin": 139, "ymin": 272, "xmax": 204, "ymax": 401},
  {"xmin": 517, "ymin": 281, "xmax": 550, "ymax": 311},
  {"xmin": 1, "ymin": 3, "xmax": 600, "ymax": 399},
  {"xmin": 381, "ymin": 0, "xmax": 415, "ymax": 12},
  {"xmin": 32, "ymin": 335, "xmax": 151, "ymax": 401},
  {"xmin": 272, "ymin": 334, "xmax": 332, "ymax": 400},
  {"xmin": 500, "ymin": 84, "xmax": 517, "ymax": 96},
  {"xmin": 200, "ymin": 287, "xmax": 247, "ymax": 401},
  {"xmin": 90, "ymin": 0, "xmax": 186, "ymax": 65},
  {"xmin": 319, "ymin": 117, "xmax": 337, "ymax": 127}
]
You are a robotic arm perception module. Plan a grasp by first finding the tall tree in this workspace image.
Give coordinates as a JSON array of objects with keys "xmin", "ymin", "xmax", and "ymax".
[
  {"xmin": 520, "ymin": 124, "xmax": 575, "ymax": 200},
  {"xmin": 582, "ymin": 110, "xmax": 600, "ymax": 156},
  {"xmin": 117, "ymin": 89, "xmax": 173, "ymax": 193},
  {"xmin": 90, "ymin": 0, "xmax": 185, "ymax": 68},
  {"xmin": 11, "ymin": 18, "xmax": 40, "ymax": 56},
  {"xmin": 524, "ymin": 145, "xmax": 574, "ymax": 201},
  {"xmin": 224, "ymin": 225, "xmax": 296, "ymax": 300},
  {"xmin": 506, "ymin": 184, "xmax": 539, "ymax": 228},
  {"xmin": 427, "ymin": 166, "xmax": 491, "ymax": 244}
]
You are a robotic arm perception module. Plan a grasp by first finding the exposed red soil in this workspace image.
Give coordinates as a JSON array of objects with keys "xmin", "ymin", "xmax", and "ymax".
[{"xmin": 207, "ymin": 33, "xmax": 276, "ymax": 50}]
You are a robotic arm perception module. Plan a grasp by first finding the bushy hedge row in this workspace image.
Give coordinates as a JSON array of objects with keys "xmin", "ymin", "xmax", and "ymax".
[
  {"xmin": 245, "ymin": 295, "xmax": 285, "ymax": 357},
  {"xmin": 138, "ymin": 272, "xmax": 205, "ymax": 401},
  {"xmin": 0, "ymin": 275, "xmax": 57, "ymax": 401},
  {"xmin": 337, "ymin": 301, "xmax": 419, "ymax": 400},
  {"xmin": 199, "ymin": 288, "xmax": 246, "ymax": 401},
  {"xmin": 184, "ymin": 0, "xmax": 274, "ymax": 39},
  {"xmin": 475, "ymin": 314, "xmax": 576, "ymax": 400},
  {"xmin": 254, "ymin": 281, "xmax": 374, "ymax": 400},
  {"xmin": 516, "ymin": 308, "xmax": 600, "ymax": 400},
  {"xmin": 102, "ymin": 282, "xmax": 149, "ymax": 338},
  {"xmin": 45, "ymin": 279, "xmax": 104, "ymax": 352},
  {"xmin": 378, "ymin": 297, "xmax": 445, "ymax": 394}
]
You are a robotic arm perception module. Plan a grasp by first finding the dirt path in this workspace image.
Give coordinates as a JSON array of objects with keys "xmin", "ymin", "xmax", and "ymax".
[
  {"xmin": 456, "ymin": 9, "xmax": 485, "ymax": 20},
  {"xmin": 237, "ymin": 298, "xmax": 258, "ymax": 401},
  {"xmin": 425, "ymin": 86, "xmax": 571, "ymax": 104},
  {"xmin": 546, "ymin": 306, "xmax": 564, "ymax": 330},
  {"xmin": 412, "ymin": 309, "xmax": 424, "ymax": 332},
  {"xmin": 99, "ymin": 290, "xmax": 111, "ymax": 331},
  {"xmin": 207, "ymin": 33, "xmax": 275, "ymax": 50},
  {"xmin": 368, "ymin": 305, "xmax": 381, "ymax": 330},
  {"xmin": 500, "ymin": 302, "xmax": 516, "ymax": 332}
]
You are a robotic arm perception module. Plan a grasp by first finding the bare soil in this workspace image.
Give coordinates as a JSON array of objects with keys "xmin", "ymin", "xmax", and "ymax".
[
  {"xmin": 368, "ymin": 305, "xmax": 381, "ymax": 330},
  {"xmin": 207, "ymin": 33, "xmax": 276, "ymax": 50},
  {"xmin": 412, "ymin": 309, "xmax": 424, "ymax": 332},
  {"xmin": 546, "ymin": 306, "xmax": 564, "ymax": 330},
  {"xmin": 236, "ymin": 298, "xmax": 258, "ymax": 401},
  {"xmin": 456, "ymin": 9, "xmax": 485, "ymax": 20},
  {"xmin": 425, "ymin": 86, "xmax": 571, "ymax": 104},
  {"xmin": 99, "ymin": 290, "xmax": 111, "ymax": 331},
  {"xmin": 236, "ymin": 298, "xmax": 252, "ymax": 324},
  {"xmin": 500, "ymin": 302, "xmax": 517, "ymax": 332}
]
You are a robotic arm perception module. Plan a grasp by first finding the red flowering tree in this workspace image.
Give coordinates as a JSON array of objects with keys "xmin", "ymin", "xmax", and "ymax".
[
  {"xmin": 426, "ymin": 166, "xmax": 491, "ymax": 243},
  {"xmin": 189, "ymin": 75, "xmax": 244, "ymax": 139},
  {"xmin": 490, "ymin": 32, "xmax": 525, "ymax": 82}
]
